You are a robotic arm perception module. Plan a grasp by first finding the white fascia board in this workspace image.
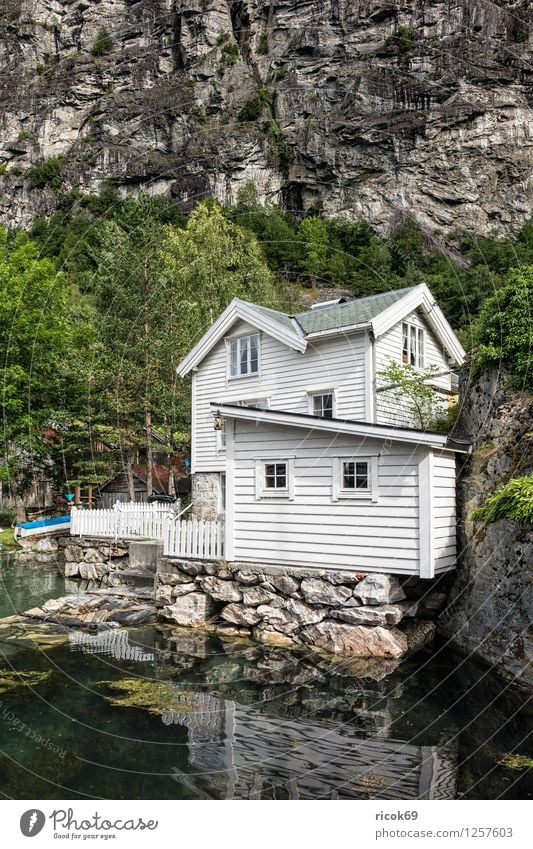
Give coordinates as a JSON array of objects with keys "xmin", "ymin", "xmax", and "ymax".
[
  {"xmin": 177, "ymin": 299, "xmax": 306, "ymax": 376},
  {"xmin": 303, "ymin": 321, "xmax": 370, "ymax": 341},
  {"xmin": 209, "ymin": 402, "xmax": 460, "ymax": 450},
  {"xmin": 371, "ymin": 283, "xmax": 466, "ymax": 365}
]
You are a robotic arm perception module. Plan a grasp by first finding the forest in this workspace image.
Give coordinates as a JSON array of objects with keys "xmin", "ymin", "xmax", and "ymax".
[{"xmin": 1, "ymin": 184, "xmax": 532, "ymax": 507}]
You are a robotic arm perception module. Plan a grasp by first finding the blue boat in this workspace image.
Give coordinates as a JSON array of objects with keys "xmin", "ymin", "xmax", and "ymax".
[{"xmin": 14, "ymin": 514, "xmax": 71, "ymax": 539}]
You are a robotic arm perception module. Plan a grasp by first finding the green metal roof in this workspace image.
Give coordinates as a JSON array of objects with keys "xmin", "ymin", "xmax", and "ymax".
[
  {"xmin": 239, "ymin": 287, "xmax": 416, "ymax": 338},
  {"xmin": 294, "ymin": 287, "xmax": 416, "ymax": 335}
]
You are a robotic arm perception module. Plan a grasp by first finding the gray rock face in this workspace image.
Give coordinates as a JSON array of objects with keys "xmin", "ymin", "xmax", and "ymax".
[
  {"xmin": 263, "ymin": 575, "xmax": 300, "ymax": 596},
  {"xmin": 242, "ymin": 585, "xmax": 279, "ymax": 607},
  {"xmin": 331, "ymin": 604, "xmax": 406, "ymax": 627},
  {"xmin": 0, "ymin": 1, "xmax": 530, "ymax": 234},
  {"xmin": 354, "ymin": 574, "xmax": 406, "ymax": 606},
  {"xmin": 301, "ymin": 622, "xmax": 409, "ymax": 658},
  {"xmin": 161, "ymin": 593, "xmax": 216, "ymax": 627},
  {"xmin": 35, "ymin": 537, "xmax": 59, "ymax": 553},
  {"xmin": 439, "ymin": 368, "xmax": 533, "ymax": 687},
  {"xmin": 300, "ymin": 578, "xmax": 352, "ymax": 606}
]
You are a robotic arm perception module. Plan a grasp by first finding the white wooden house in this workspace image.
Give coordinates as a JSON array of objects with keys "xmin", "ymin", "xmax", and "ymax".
[{"xmin": 177, "ymin": 284, "xmax": 468, "ymax": 578}]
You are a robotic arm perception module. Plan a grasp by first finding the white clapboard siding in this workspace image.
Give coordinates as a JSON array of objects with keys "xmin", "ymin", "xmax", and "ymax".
[
  {"xmin": 193, "ymin": 318, "xmax": 368, "ymax": 472},
  {"xmin": 231, "ymin": 420, "xmax": 423, "ymax": 574},
  {"xmin": 375, "ymin": 310, "xmax": 451, "ymax": 428},
  {"xmin": 432, "ymin": 450, "xmax": 458, "ymax": 573},
  {"xmin": 164, "ymin": 518, "xmax": 224, "ymax": 560}
]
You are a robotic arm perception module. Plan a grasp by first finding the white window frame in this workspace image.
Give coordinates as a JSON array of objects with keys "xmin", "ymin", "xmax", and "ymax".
[
  {"xmin": 332, "ymin": 455, "xmax": 379, "ymax": 502},
  {"xmin": 226, "ymin": 333, "xmax": 260, "ymax": 380},
  {"xmin": 307, "ymin": 388, "xmax": 336, "ymax": 418},
  {"xmin": 255, "ymin": 457, "xmax": 295, "ymax": 501},
  {"xmin": 402, "ymin": 321, "xmax": 425, "ymax": 369}
]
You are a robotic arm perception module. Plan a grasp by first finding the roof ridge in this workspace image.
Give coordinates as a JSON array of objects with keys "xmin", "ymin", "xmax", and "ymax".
[{"xmin": 293, "ymin": 285, "xmax": 417, "ymax": 320}]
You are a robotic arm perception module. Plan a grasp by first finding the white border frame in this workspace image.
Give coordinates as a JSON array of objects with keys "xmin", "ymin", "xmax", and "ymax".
[
  {"xmin": 332, "ymin": 455, "xmax": 379, "ymax": 502},
  {"xmin": 226, "ymin": 332, "xmax": 261, "ymax": 381},
  {"xmin": 307, "ymin": 388, "xmax": 336, "ymax": 418},
  {"xmin": 254, "ymin": 457, "xmax": 295, "ymax": 501}
]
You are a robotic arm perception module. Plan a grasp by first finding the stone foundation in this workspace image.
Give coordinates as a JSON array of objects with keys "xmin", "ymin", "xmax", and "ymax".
[
  {"xmin": 191, "ymin": 472, "xmax": 222, "ymax": 520},
  {"xmin": 157, "ymin": 559, "xmax": 446, "ymax": 659}
]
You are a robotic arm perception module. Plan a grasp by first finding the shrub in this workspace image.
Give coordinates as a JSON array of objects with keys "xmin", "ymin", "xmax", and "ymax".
[
  {"xmin": 473, "ymin": 475, "xmax": 533, "ymax": 526},
  {"xmin": 385, "ymin": 26, "xmax": 416, "ymax": 54},
  {"xmin": 473, "ymin": 266, "xmax": 533, "ymax": 388},
  {"xmin": 27, "ymin": 156, "xmax": 63, "ymax": 190},
  {"xmin": 257, "ymin": 34, "xmax": 269, "ymax": 55},
  {"xmin": 91, "ymin": 27, "xmax": 113, "ymax": 57},
  {"xmin": 0, "ymin": 507, "xmax": 15, "ymax": 527},
  {"xmin": 237, "ymin": 96, "xmax": 262, "ymax": 122}
]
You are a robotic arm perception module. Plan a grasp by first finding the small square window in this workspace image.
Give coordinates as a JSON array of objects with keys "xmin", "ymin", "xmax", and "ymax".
[
  {"xmin": 333, "ymin": 456, "xmax": 378, "ymax": 502},
  {"xmin": 312, "ymin": 393, "xmax": 334, "ymax": 418},
  {"xmin": 264, "ymin": 462, "xmax": 287, "ymax": 489}
]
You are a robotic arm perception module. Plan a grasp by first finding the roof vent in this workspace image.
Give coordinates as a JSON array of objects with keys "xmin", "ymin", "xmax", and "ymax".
[{"xmin": 310, "ymin": 297, "xmax": 348, "ymax": 311}]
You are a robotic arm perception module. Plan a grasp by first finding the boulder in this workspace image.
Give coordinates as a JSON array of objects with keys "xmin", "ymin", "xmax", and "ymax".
[
  {"xmin": 331, "ymin": 604, "xmax": 407, "ymax": 627},
  {"xmin": 168, "ymin": 559, "xmax": 205, "ymax": 577},
  {"xmin": 161, "ymin": 592, "xmax": 216, "ymax": 627},
  {"xmin": 402, "ymin": 620, "xmax": 436, "ymax": 653},
  {"xmin": 235, "ymin": 569, "xmax": 260, "ymax": 586},
  {"xmin": 79, "ymin": 562, "xmax": 107, "ymax": 581},
  {"xmin": 300, "ymin": 621, "xmax": 409, "ymax": 658},
  {"xmin": 198, "ymin": 576, "xmax": 242, "ymax": 602},
  {"xmin": 263, "ymin": 575, "xmax": 300, "ymax": 596},
  {"xmin": 324, "ymin": 571, "xmax": 359, "ymax": 586},
  {"xmin": 171, "ymin": 582, "xmax": 197, "ymax": 599},
  {"xmin": 256, "ymin": 604, "xmax": 300, "ymax": 634},
  {"xmin": 155, "ymin": 585, "xmax": 172, "ymax": 606},
  {"xmin": 242, "ymin": 585, "xmax": 279, "ymax": 607},
  {"xmin": 63, "ymin": 545, "xmax": 83, "ymax": 562},
  {"xmin": 283, "ymin": 597, "xmax": 327, "ymax": 625},
  {"xmin": 353, "ymin": 574, "xmax": 406, "ymax": 606},
  {"xmin": 83, "ymin": 548, "xmax": 106, "ymax": 563},
  {"xmin": 253, "ymin": 624, "xmax": 301, "ymax": 648},
  {"xmin": 35, "ymin": 537, "xmax": 59, "ymax": 553},
  {"xmin": 157, "ymin": 571, "xmax": 196, "ymax": 586},
  {"xmin": 221, "ymin": 603, "xmax": 263, "ymax": 627},
  {"xmin": 300, "ymin": 578, "xmax": 352, "ymax": 606}
]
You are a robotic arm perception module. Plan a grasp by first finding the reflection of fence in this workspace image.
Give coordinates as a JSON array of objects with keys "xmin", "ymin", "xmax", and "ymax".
[
  {"xmin": 164, "ymin": 518, "xmax": 225, "ymax": 560},
  {"xmin": 70, "ymin": 503, "xmax": 224, "ymax": 561},
  {"xmin": 70, "ymin": 503, "xmax": 173, "ymax": 541}
]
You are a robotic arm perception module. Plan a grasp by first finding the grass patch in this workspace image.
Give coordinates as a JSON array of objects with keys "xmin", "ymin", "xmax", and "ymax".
[
  {"xmin": 98, "ymin": 678, "xmax": 201, "ymax": 715},
  {"xmin": 499, "ymin": 753, "xmax": 533, "ymax": 770},
  {"xmin": 0, "ymin": 669, "xmax": 51, "ymax": 695},
  {"xmin": 0, "ymin": 527, "xmax": 19, "ymax": 550},
  {"xmin": 473, "ymin": 475, "xmax": 533, "ymax": 526}
]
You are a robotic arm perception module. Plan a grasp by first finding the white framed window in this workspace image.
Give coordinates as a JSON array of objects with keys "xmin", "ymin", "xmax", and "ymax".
[
  {"xmin": 227, "ymin": 333, "xmax": 260, "ymax": 379},
  {"xmin": 243, "ymin": 398, "xmax": 269, "ymax": 409},
  {"xmin": 309, "ymin": 390, "xmax": 335, "ymax": 419},
  {"xmin": 402, "ymin": 322, "xmax": 424, "ymax": 368},
  {"xmin": 255, "ymin": 458, "xmax": 295, "ymax": 500},
  {"xmin": 332, "ymin": 456, "xmax": 379, "ymax": 502}
]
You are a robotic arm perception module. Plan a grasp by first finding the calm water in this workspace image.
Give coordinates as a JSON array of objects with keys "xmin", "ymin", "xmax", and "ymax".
[{"xmin": 0, "ymin": 555, "xmax": 531, "ymax": 800}]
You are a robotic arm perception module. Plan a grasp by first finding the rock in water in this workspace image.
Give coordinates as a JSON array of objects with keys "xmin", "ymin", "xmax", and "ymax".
[
  {"xmin": 301, "ymin": 622, "xmax": 409, "ymax": 658},
  {"xmin": 161, "ymin": 593, "xmax": 216, "ymax": 627}
]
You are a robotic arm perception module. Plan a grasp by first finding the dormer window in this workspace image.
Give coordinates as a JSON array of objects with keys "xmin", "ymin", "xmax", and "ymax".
[
  {"xmin": 228, "ymin": 334, "xmax": 260, "ymax": 379},
  {"xmin": 402, "ymin": 322, "xmax": 424, "ymax": 368}
]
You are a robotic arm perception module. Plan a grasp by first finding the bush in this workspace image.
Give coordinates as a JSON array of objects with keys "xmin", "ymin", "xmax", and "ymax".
[
  {"xmin": 0, "ymin": 507, "xmax": 15, "ymax": 527},
  {"xmin": 473, "ymin": 266, "xmax": 533, "ymax": 387},
  {"xmin": 473, "ymin": 475, "xmax": 533, "ymax": 526},
  {"xmin": 257, "ymin": 34, "xmax": 269, "ymax": 55},
  {"xmin": 27, "ymin": 156, "xmax": 63, "ymax": 190},
  {"xmin": 91, "ymin": 27, "xmax": 113, "ymax": 57},
  {"xmin": 385, "ymin": 26, "xmax": 416, "ymax": 54},
  {"xmin": 237, "ymin": 96, "xmax": 262, "ymax": 122}
]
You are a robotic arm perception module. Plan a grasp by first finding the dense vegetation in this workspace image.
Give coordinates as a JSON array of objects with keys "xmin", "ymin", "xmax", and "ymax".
[
  {"xmin": 1, "ymin": 184, "xmax": 532, "ymax": 504},
  {"xmin": 474, "ymin": 475, "xmax": 533, "ymax": 526}
]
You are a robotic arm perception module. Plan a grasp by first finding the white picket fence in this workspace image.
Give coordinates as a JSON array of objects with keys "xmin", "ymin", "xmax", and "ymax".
[
  {"xmin": 70, "ymin": 504, "xmax": 224, "ymax": 561},
  {"xmin": 163, "ymin": 517, "xmax": 224, "ymax": 560}
]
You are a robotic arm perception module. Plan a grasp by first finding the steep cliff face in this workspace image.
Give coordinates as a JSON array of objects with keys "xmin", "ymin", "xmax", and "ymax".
[
  {"xmin": 0, "ymin": 1, "xmax": 531, "ymax": 231},
  {"xmin": 440, "ymin": 368, "xmax": 533, "ymax": 688}
]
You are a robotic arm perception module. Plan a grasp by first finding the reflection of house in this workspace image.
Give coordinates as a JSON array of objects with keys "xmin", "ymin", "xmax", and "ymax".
[
  {"xmin": 164, "ymin": 694, "xmax": 457, "ymax": 800},
  {"xmin": 96, "ymin": 463, "xmax": 190, "ymax": 508}
]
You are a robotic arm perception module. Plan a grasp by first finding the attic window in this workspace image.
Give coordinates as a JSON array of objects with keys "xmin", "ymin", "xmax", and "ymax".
[
  {"xmin": 402, "ymin": 322, "xmax": 424, "ymax": 368},
  {"xmin": 227, "ymin": 334, "xmax": 259, "ymax": 378}
]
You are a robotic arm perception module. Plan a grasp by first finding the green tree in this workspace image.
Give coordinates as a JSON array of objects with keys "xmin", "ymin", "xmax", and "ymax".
[
  {"xmin": 91, "ymin": 27, "xmax": 113, "ymax": 57},
  {"xmin": 377, "ymin": 362, "xmax": 444, "ymax": 429},
  {"xmin": 473, "ymin": 265, "xmax": 533, "ymax": 387}
]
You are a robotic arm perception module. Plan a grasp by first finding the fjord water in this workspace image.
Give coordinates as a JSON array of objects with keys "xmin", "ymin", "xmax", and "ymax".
[{"xmin": 0, "ymin": 556, "xmax": 531, "ymax": 800}]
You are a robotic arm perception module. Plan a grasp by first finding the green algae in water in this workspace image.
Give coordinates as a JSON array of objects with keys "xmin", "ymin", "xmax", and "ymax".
[
  {"xmin": 499, "ymin": 754, "xmax": 533, "ymax": 770},
  {"xmin": 98, "ymin": 678, "xmax": 201, "ymax": 715},
  {"xmin": 0, "ymin": 669, "xmax": 51, "ymax": 695}
]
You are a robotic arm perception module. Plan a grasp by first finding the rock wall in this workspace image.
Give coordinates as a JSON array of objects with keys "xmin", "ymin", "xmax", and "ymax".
[
  {"xmin": 0, "ymin": 1, "xmax": 531, "ymax": 233},
  {"xmin": 157, "ymin": 557, "xmax": 445, "ymax": 657},
  {"xmin": 191, "ymin": 471, "xmax": 222, "ymax": 519},
  {"xmin": 439, "ymin": 368, "xmax": 533, "ymax": 687}
]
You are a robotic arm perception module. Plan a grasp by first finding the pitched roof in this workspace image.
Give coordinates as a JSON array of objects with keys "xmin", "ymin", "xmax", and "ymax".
[
  {"xmin": 293, "ymin": 287, "xmax": 416, "ymax": 334},
  {"xmin": 242, "ymin": 301, "xmax": 298, "ymax": 335}
]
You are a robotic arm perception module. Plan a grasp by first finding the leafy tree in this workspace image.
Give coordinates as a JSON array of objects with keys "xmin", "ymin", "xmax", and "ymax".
[
  {"xmin": 377, "ymin": 362, "xmax": 444, "ymax": 429},
  {"xmin": 91, "ymin": 27, "xmax": 113, "ymax": 57},
  {"xmin": 473, "ymin": 265, "xmax": 533, "ymax": 387}
]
